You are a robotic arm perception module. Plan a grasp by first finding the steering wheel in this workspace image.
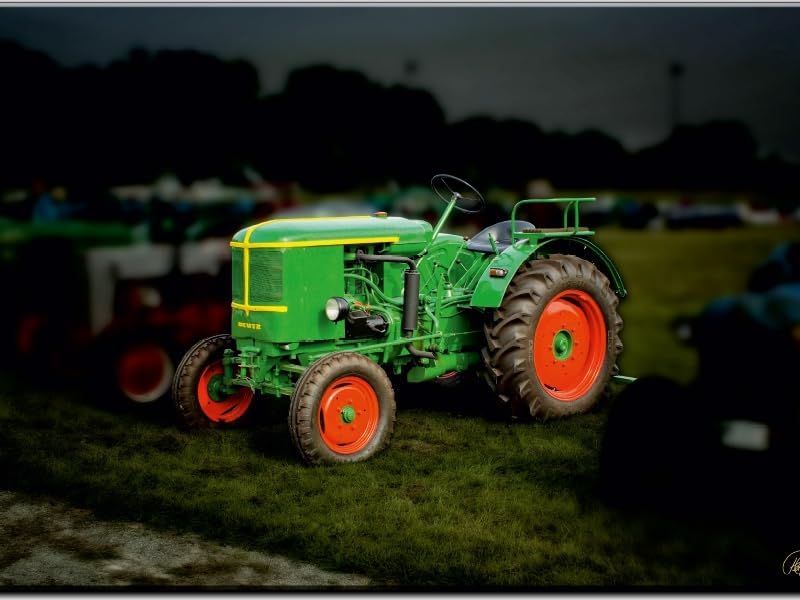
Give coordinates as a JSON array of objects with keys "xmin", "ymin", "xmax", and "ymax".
[{"xmin": 430, "ymin": 174, "xmax": 485, "ymax": 214}]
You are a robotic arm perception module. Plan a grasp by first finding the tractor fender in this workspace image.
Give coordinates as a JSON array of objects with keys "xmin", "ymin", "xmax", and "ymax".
[
  {"xmin": 534, "ymin": 236, "xmax": 627, "ymax": 299},
  {"xmin": 469, "ymin": 237, "xmax": 626, "ymax": 309},
  {"xmin": 470, "ymin": 241, "xmax": 536, "ymax": 309}
]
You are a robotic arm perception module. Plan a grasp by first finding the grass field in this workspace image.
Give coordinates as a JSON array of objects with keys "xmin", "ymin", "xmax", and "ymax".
[
  {"xmin": 1, "ymin": 225, "xmax": 797, "ymax": 587},
  {"xmin": 598, "ymin": 225, "xmax": 798, "ymax": 382}
]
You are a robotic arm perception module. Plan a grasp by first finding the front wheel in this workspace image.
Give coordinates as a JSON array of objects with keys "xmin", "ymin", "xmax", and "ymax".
[
  {"xmin": 172, "ymin": 334, "xmax": 254, "ymax": 429},
  {"xmin": 483, "ymin": 254, "xmax": 623, "ymax": 419},
  {"xmin": 89, "ymin": 330, "xmax": 177, "ymax": 408},
  {"xmin": 288, "ymin": 352, "xmax": 396, "ymax": 465},
  {"xmin": 116, "ymin": 340, "xmax": 175, "ymax": 404}
]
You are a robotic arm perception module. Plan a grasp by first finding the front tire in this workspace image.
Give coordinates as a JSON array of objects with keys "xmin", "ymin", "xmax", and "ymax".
[
  {"xmin": 173, "ymin": 334, "xmax": 254, "ymax": 429},
  {"xmin": 288, "ymin": 352, "xmax": 396, "ymax": 465},
  {"xmin": 116, "ymin": 340, "xmax": 175, "ymax": 404},
  {"xmin": 483, "ymin": 254, "xmax": 623, "ymax": 419},
  {"xmin": 89, "ymin": 330, "xmax": 177, "ymax": 408}
]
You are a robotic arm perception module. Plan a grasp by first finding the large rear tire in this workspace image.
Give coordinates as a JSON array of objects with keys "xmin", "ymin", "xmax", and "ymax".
[
  {"xmin": 173, "ymin": 334, "xmax": 254, "ymax": 429},
  {"xmin": 482, "ymin": 254, "xmax": 623, "ymax": 419},
  {"xmin": 288, "ymin": 352, "xmax": 396, "ymax": 465}
]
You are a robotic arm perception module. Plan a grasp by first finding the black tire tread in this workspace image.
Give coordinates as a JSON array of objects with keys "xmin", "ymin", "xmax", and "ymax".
[
  {"xmin": 173, "ymin": 334, "xmax": 245, "ymax": 429},
  {"xmin": 288, "ymin": 352, "xmax": 396, "ymax": 465},
  {"xmin": 482, "ymin": 254, "xmax": 623, "ymax": 419}
]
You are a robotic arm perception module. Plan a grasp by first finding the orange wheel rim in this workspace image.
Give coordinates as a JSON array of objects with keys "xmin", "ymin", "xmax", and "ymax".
[
  {"xmin": 532, "ymin": 290, "xmax": 607, "ymax": 402},
  {"xmin": 117, "ymin": 343, "xmax": 173, "ymax": 403},
  {"xmin": 318, "ymin": 375, "xmax": 379, "ymax": 455},
  {"xmin": 197, "ymin": 360, "xmax": 253, "ymax": 422}
]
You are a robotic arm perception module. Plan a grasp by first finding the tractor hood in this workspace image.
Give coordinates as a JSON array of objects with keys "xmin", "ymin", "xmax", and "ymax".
[{"xmin": 231, "ymin": 215, "xmax": 432, "ymax": 252}]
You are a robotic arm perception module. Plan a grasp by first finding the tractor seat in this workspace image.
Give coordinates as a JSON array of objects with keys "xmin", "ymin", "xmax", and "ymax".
[{"xmin": 466, "ymin": 220, "xmax": 535, "ymax": 253}]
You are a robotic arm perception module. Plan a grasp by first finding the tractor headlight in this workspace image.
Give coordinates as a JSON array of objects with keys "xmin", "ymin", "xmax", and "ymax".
[{"xmin": 325, "ymin": 297, "xmax": 349, "ymax": 322}]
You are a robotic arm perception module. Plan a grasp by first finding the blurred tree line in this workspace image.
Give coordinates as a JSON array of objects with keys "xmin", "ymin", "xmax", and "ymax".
[{"xmin": 1, "ymin": 40, "xmax": 798, "ymax": 196}]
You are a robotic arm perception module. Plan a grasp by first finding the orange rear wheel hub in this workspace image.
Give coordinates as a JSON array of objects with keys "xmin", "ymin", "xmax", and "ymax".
[{"xmin": 532, "ymin": 290, "xmax": 607, "ymax": 402}]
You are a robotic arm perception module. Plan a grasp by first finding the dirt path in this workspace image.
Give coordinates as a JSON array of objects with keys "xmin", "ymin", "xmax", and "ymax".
[{"xmin": 0, "ymin": 491, "xmax": 370, "ymax": 588}]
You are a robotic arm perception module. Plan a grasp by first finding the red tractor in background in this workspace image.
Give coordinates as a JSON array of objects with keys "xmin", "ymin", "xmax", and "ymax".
[{"xmin": 1, "ymin": 196, "xmax": 259, "ymax": 407}]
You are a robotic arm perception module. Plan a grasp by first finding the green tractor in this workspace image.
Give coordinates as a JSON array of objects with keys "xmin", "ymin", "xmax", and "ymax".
[{"xmin": 173, "ymin": 175, "xmax": 627, "ymax": 464}]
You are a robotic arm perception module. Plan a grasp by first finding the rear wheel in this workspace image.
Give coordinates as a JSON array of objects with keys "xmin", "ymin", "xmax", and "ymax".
[
  {"xmin": 434, "ymin": 371, "xmax": 463, "ymax": 388},
  {"xmin": 288, "ymin": 352, "xmax": 395, "ymax": 465},
  {"xmin": 173, "ymin": 334, "xmax": 254, "ymax": 428},
  {"xmin": 483, "ymin": 254, "xmax": 623, "ymax": 419}
]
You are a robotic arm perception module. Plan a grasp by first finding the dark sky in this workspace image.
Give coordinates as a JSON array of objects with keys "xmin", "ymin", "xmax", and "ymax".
[{"xmin": 3, "ymin": 6, "xmax": 800, "ymax": 160}]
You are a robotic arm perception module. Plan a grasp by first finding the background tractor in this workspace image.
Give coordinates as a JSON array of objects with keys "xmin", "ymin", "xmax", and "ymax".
[
  {"xmin": 0, "ymin": 199, "xmax": 238, "ymax": 408},
  {"xmin": 173, "ymin": 175, "xmax": 628, "ymax": 464}
]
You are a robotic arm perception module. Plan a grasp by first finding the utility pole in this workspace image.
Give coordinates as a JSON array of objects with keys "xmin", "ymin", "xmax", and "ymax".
[
  {"xmin": 669, "ymin": 61, "xmax": 685, "ymax": 133},
  {"xmin": 403, "ymin": 59, "xmax": 419, "ymax": 84}
]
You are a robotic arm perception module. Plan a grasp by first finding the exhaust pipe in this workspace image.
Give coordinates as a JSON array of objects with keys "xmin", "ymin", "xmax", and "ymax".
[{"xmin": 355, "ymin": 249, "xmax": 436, "ymax": 360}]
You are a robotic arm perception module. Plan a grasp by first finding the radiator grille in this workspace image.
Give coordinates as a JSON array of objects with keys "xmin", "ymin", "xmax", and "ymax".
[
  {"xmin": 249, "ymin": 250, "xmax": 283, "ymax": 303},
  {"xmin": 231, "ymin": 247, "xmax": 244, "ymax": 303}
]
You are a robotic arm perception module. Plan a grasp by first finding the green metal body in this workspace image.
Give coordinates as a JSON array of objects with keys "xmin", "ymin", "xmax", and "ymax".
[{"xmin": 222, "ymin": 198, "xmax": 625, "ymax": 398}]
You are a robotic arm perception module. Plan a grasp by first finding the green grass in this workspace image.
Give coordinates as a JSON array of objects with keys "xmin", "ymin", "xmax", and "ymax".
[
  {"xmin": 596, "ymin": 225, "xmax": 798, "ymax": 383},
  {"xmin": 1, "ymin": 225, "xmax": 797, "ymax": 587}
]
